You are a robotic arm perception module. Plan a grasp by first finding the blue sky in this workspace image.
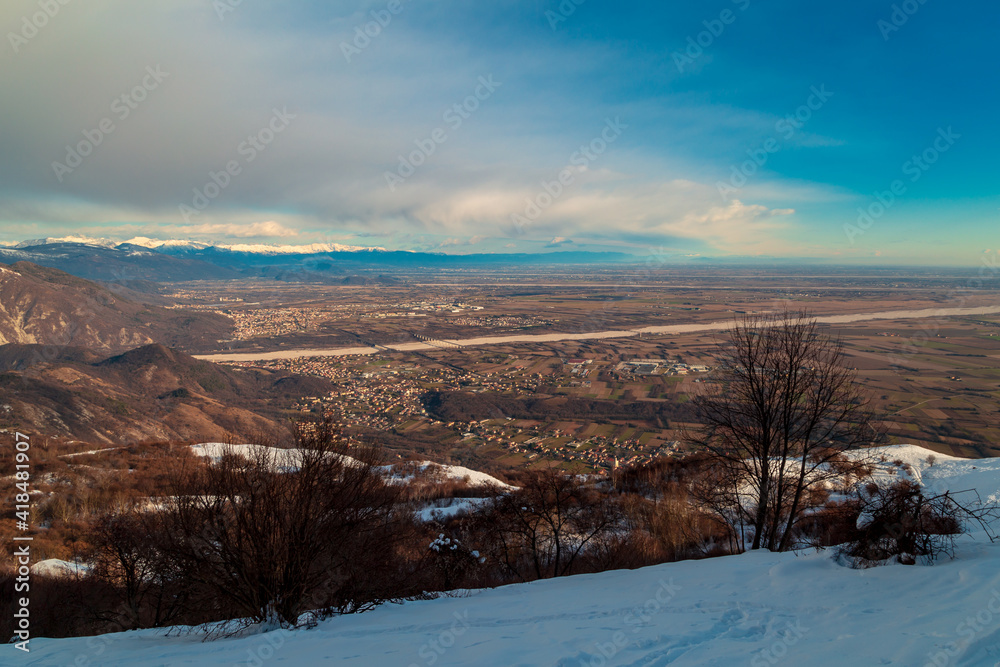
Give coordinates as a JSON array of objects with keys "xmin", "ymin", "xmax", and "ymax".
[{"xmin": 0, "ymin": 0, "xmax": 997, "ymax": 264}]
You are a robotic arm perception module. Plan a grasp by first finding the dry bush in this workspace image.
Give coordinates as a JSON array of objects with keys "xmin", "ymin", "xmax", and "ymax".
[
  {"xmin": 0, "ymin": 569, "xmax": 116, "ymax": 639},
  {"xmin": 826, "ymin": 452, "xmax": 857, "ymax": 476},
  {"xmin": 840, "ymin": 480, "xmax": 999, "ymax": 567},
  {"xmin": 476, "ymin": 470, "xmax": 623, "ymax": 582},
  {"xmin": 19, "ymin": 439, "xmax": 206, "ymax": 563},
  {"xmin": 157, "ymin": 419, "xmax": 409, "ymax": 629},
  {"xmin": 794, "ymin": 500, "xmax": 862, "ymax": 549},
  {"xmin": 620, "ymin": 486, "xmax": 719, "ymax": 561},
  {"xmin": 584, "ymin": 528, "xmax": 661, "ymax": 571},
  {"xmin": 615, "ymin": 452, "xmax": 739, "ymax": 559},
  {"xmin": 84, "ymin": 508, "xmax": 193, "ymax": 630},
  {"xmin": 851, "ymin": 462, "xmax": 875, "ymax": 481}
]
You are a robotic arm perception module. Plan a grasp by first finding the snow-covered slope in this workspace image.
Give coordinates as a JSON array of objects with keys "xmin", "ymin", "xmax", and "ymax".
[
  {"xmin": 859, "ymin": 444, "xmax": 1000, "ymax": 503},
  {"xmin": 189, "ymin": 443, "xmax": 357, "ymax": 472},
  {"xmin": 23, "ymin": 445, "xmax": 1000, "ymax": 666},
  {"xmin": 190, "ymin": 445, "xmax": 511, "ymax": 489},
  {"xmin": 126, "ymin": 237, "xmax": 386, "ymax": 254},
  {"xmin": 191, "ymin": 442, "xmax": 307, "ymax": 467},
  {"xmin": 387, "ymin": 460, "xmax": 516, "ymax": 490},
  {"xmin": 29, "ymin": 559, "xmax": 90, "ymax": 579},
  {"xmin": 14, "ymin": 235, "xmax": 120, "ymax": 249},
  {"xmin": 210, "ymin": 242, "xmax": 387, "ymax": 254}
]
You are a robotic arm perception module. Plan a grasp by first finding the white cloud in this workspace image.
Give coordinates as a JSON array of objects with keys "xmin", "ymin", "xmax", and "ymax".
[
  {"xmin": 0, "ymin": 0, "xmax": 836, "ymax": 257},
  {"xmin": 177, "ymin": 221, "xmax": 299, "ymax": 238},
  {"xmin": 398, "ymin": 177, "xmax": 800, "ymax": 255}
]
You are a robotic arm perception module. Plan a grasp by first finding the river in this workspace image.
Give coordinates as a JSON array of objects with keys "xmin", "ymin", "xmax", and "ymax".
[{"xmin": 194, "ymin": 305, "xmax": 1000, "ymax": 362}]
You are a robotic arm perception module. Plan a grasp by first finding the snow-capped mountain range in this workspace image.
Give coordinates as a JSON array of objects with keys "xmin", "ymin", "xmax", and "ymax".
[
  {"xmin": 2, "ymin": 236, "xmax": 387, "ymax": 255},
  {"xmin": 0, "ymin": 237, "xmax": 637, "ymax": 283}
]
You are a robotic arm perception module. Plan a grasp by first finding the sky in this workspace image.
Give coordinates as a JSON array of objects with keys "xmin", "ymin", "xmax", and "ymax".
[{"xmin": 0, "ymin": 0, "xmax": 997, "ymax": 265}]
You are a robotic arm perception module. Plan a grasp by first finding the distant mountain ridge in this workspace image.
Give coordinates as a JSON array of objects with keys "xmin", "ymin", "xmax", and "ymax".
[
  {"xmin": 0, "ymin": 238, "xmax": 639, "ymax": 283},
  {"xmin": 7, "ymin": 236, "xmax": 386, "ymax": 255},
  {"xmin": 0, "ymin": 242, "xmax": 239, "ymax": 282}
]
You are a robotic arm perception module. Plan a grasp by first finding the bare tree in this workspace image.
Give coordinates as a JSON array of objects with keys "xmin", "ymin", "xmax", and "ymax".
[
  {"xmin": 481, "ymin": 470, "xmax": 620, "ymax": 581},
  {"xmin": 85, "ymin": 507, "xmax": 191, "ymax": 631},
  {"xmin": 87, "ymin": 508, "xmax": 157, "ymax": 629},
  {"xmin": 687, "ymin": 310, "xmax": 883, "ymax": 552},
  {"xmin": 159, "ymin": 420, "xmax": 405, "ymax": 629}
]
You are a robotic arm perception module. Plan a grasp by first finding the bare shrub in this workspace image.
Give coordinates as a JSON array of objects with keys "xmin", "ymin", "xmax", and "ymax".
[
  {"xmin": 85, "ymin": 508, "xmax": 187, "ymax": 630},
  {"xmin": 840, "ymin": 480, "xmax": 1000, "ymax": 567},
  {"xmin": 423, "ymin": 532, "xmax": 486, "ymax": 590},
  {"xmin": 158, "ymin": 419, "xmax": 407, "ymax": 629},
  {"xmin": 478, "ymin": 471, "xmax": 622, "ymax": 581},
  {"xmin": 0, "ymin": 569, "xmax": 115, "ymax": 639},
  {"xmin": 796, "ymin": 500, "xmax": 862, "ymax": 549}
]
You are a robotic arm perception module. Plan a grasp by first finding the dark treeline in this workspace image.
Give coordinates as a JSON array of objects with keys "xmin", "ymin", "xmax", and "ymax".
[{"xmin": 421, "ymin": 390, "xmax": 694, "ymax": 426}]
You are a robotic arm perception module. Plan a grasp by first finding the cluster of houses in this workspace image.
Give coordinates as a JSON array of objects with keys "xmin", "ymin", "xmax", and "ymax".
[
  {"xmin": 450, "ymin": 315, "xmax": 550, "ymax": 330},
  {"xmin": 251, "ymin": 353, "xmax": 695, "ymax": 473},
  {"xmin": 219, "ymin": 307, "xmax": 322, "ymax": 339},
  {"xmin": 615, "ymin": 359, "xmax": 711, "ymax": 376},
  {"xmin": 459, "ymin": 419, "xmax": 680, "ymax": 471}
]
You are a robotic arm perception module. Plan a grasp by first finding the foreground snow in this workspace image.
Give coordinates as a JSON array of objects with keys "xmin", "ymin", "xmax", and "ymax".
[{"xmin": 20, "ymin": 445, "xmax": 1000, "ymax": 666}]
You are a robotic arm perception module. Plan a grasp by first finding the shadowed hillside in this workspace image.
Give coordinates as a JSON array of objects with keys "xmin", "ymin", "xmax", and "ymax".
[
  {"xmin": 0, "ymin": 261, "xmax": 232, "ymax": 354},
  {"xmin": 0, "ymin": 343, "xmax": 333, "ymax": 443}
]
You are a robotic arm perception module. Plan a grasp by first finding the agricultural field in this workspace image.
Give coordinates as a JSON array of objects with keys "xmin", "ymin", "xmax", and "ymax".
[{"xmin": 170, "ymin": 268, "xmax": 1000, "ymax": 472}]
